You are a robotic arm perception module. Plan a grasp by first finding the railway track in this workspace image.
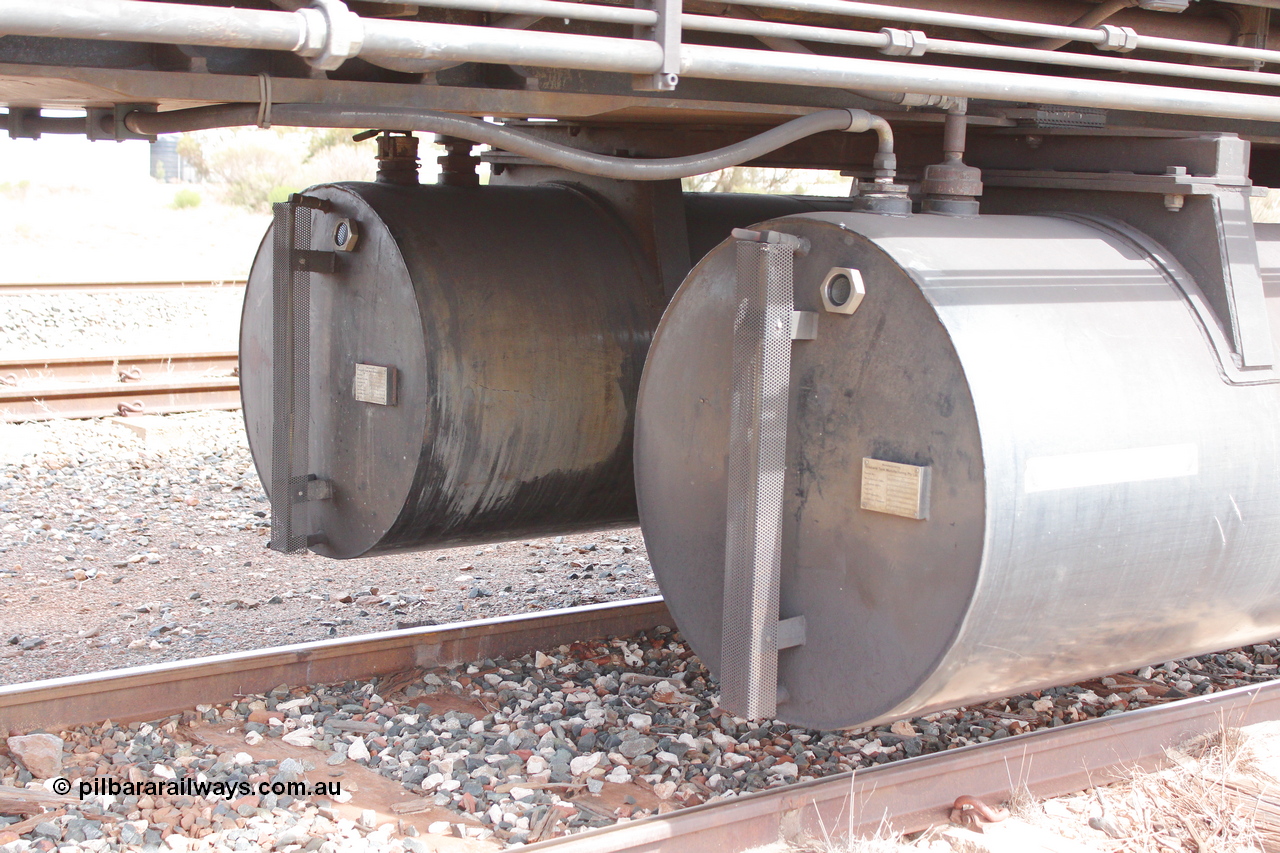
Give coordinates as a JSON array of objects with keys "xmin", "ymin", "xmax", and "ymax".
[
  {"xmin": 3, "ymin": 596, "xmax": 1277, "ymax": 851},
  {"xmin": 0, "ymin": 280, "xmax": 245, "ymax": 293},
  {"xmin": 0, "ymin": 351, "xmax": 240, "ymax": 421}
]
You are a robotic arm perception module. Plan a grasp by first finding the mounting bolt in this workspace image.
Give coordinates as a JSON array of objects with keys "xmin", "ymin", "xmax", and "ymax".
[{"xmin": 1164, "ymin": 193, "xmax": 1186, "ymax": 212}]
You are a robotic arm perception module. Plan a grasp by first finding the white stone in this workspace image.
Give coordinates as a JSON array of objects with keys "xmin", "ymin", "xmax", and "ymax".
[
  {"xmin": 569, "ymin": 752, "xmax": 605, "ymax": 775},
  {"xmin": 768, "ymin": 762, "xmax": 799, "ymax": 777},
  {"xmin": 605, "ymin": 766, "xmax": 631, "ymax": 784},
  {"xmin": 525, "ymin": 755, "xmax": 548, "ymax": 775},
  {"xmin": 626, "ymin": 713, "xmax": 652, "ymax": 731},
  {"xmin": 427, "ymin": 821, "xmax": 453, "ymax": 836},
  {"xmin": 534, "ymin": 651, "xmax": 555, "ymax": 668},
  {"xmin": 244, "ymin": 731, "xmax": 264, "ymax": 746},
  {"xmin": 233, "ymin": 752, "xmax": 253, "ymax": 766},
  {"xmin": 653, "ymin": 781, "xmax": 678, "ymax": 800},
  {"xmin": 282, "ymin": 727, "xmax": 316, "ymax": 747},
  {"xmin": 346, "ymin": 737, "xmax": 371, "ymax": 761}
]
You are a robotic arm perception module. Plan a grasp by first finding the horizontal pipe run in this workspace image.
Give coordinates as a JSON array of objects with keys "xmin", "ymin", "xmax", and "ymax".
[
  {"xmin": 725, "ymin": 0, "xmax": 1280, "ymax": 67},
  {"xmin": 0, "ymin": 0, "xmax": 305, "ymax": 52},
  {"xmin": 683, "ymin": 14, "xmax": 1280, "ymax": 90},
  {"xmin": 725, "ymin": 0, "xmax": 1108, "ymax": 44},
  {"xmin": 359, "ymin": 0, "xmax": 656, "ymax": 26},
  {"xmin": 678, "ymin": 43, "xmax": 1280, "ymax": 123},
  {"xmin": 358, "ymin": 16, "xmax": 659, "ymax": 72},
  {"xmin": 8, "ymin": 0, "xmax": 1280, "ymax": 124}
]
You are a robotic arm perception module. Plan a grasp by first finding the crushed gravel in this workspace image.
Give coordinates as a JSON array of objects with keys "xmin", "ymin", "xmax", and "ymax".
[
  {"xmin": 0, "ymin": 411, "xmax": 658, "ymax": 687},
  {"xmin": 0, "ymin": 291, "xmax": 243, "ymax": 358},
  {"xmin": 3, "ymin": 621, "xmax": 1280, "ymax": 852}
]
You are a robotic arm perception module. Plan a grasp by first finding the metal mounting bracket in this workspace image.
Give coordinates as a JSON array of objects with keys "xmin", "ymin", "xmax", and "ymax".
[
  {"xmin": 633, "ymin": 0, "xmax": 680, "ymax": 91},
  {"xmin": 269, "ymin": 194, "xmax": 326, "ymax": 554},
  {"xmin": 976, "ymin": 133, "xmax": 1275, "ymax": 375}
]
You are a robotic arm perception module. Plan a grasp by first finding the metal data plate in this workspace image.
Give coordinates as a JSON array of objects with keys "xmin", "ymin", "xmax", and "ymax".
[
  {"xmin": 352, "ymin": 362, "xmax": 396, "ymax": 406},
  {"xmin": 861, "ymin": 458, "xmax": 931, "ymax": 520}
]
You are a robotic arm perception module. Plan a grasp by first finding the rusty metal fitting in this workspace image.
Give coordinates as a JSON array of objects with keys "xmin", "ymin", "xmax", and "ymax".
[
  {"xmin": 436, "ymin": 135, "xmax": 481, "ymax": 187},
  {"xmin": 850, "ymin": 180, "xmax": 912, "ymax": 215},
  {"xmin": 375, "ymin": 132, "xmax": 420, "ymax": 186},
  {"xmin": 872, "ymin": 150, "xmax": 898, "ymax": 180},
  {"xmin": 922, "ymin": 157, "xmax": 984, "ymax": 198},
  {"xmin": 950, "ymin": 795, "xmax": 1010, "ymax": 829}
]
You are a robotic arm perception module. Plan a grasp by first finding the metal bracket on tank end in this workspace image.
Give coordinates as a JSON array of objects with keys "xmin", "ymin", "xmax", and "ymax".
[
  {"xmin": 721, "ymin": 228, "xmax": 807, "ymax": 720},
  {"xmin": 269, "ymin": 193, "xmax": 329, "ymax": 555}
]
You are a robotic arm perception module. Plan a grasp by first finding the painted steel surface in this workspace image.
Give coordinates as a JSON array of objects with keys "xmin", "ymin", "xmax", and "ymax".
[
  {"xmin": 637, "ymin": 210, "xmax": 1280, "ymax": 729},
  {"xmin": 241, "ymin": 181, "xmax": 658, "ymax": 557}
]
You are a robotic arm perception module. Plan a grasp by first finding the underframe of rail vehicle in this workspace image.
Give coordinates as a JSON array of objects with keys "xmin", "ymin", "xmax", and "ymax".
[{"xmin": 8, "ymin": 0, "xmax": 1280, "ymax": 730}]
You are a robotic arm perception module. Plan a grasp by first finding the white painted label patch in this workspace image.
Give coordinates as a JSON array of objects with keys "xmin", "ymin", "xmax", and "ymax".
[{"xmin": 1024, "ymin": 443, "xmax": 1198, "ymax": 493}]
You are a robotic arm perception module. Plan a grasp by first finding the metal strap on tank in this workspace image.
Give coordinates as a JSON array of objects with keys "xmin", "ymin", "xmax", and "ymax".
[
  {"xmin": 269, "ymin": 195, "xmax": 320, "ymax": 554},
  {"xmin": 721, "ymin": 228, "xmax": 804, "ymax": 721}
]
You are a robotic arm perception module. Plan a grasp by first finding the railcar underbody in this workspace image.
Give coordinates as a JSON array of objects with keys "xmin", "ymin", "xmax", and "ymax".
[{"xmin": 7, "ymin": 0, "xmax": 1280, "ymax": 727}]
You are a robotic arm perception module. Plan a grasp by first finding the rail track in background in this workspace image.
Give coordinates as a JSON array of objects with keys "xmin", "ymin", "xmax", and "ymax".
[
  {"xmin": 0, "ymin": 351, "xmax": 240, "ymax": 421},
  {"xmin": 0, "ymin": 280, "xmax": 245, "ymax": 293},
  {"xmin": 0, "ymin": 281, "xmax": 246, "ymax": 421},
  {"xmin": 3, "ymin": 595, "xmax": 1277, "ymax": 852}
]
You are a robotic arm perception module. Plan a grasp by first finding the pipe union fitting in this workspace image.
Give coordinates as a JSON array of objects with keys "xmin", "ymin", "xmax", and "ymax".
[
  {"xmin": 1096, "ymin": 24, "xmax": 1139, "ymax": 53},
  {"xmin": 879, "ymin": 28, "xmax": 928, "ymax": 57},
  {"xmin": 299, "ymin": 0, "xmax": 364, "ymax": 70}
]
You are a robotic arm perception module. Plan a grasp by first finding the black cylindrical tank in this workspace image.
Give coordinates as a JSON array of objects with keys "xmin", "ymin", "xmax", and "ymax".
[{"xmin": 240, "ymin": 182, "xmax": 660, "ymax": 558}]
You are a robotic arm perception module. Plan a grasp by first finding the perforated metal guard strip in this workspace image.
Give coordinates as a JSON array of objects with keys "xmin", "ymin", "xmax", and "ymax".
[
  {"xmin": 721, "ymin": 239, "xmax": 795, "ymax": 720},
  {"xmin": 269, "ymin": 200, "xmax": 312, "ymax": 553}
]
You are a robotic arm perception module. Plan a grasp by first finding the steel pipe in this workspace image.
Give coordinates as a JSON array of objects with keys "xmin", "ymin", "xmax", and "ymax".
[
  {"xmin": 682, "ymin": 15, "xmax": 1280, "ymax": 90},
  {"xmin": 678, "ymin": 43, "xmax": 1280, "ymax": 123},
  {"xmin": 0, "ymin": 0, "xmax": 306, "ymax": 51},
  {"xmin": 126, "ymin": 104, "xmax": 879, "ymax": 179},
  {"xmin": 359, "ymin": 0, "xmax": 655, "ymax": 26},
  {"xmin": 1028, "ymin": 0, "xmax": 1137, "ymax": 51},
  {"xmin": 725, "ymin": 0, "xmax": 1280, "ymax": 66},
  {"xmin": 359, "ymin": 15, "xmax": 657, "ymax": 71},
  {"xmin": 10, "ymin": 0, "xmax": 1280, "ymax": 124}
]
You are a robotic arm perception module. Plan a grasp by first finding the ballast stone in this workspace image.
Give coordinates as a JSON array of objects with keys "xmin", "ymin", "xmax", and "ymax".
[{"xmin": 6, "ymin": 733, "xmax": 63, "ymax": 778}]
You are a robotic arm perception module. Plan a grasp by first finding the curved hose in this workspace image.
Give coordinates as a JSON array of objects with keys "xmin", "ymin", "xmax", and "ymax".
[{"xmin": 126, "ymin": 104, "xmax": 884, "ymax": 180}]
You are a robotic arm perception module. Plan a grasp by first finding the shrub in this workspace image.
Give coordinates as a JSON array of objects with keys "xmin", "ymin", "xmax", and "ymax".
[{"xmin": 171, "ymin": 188, "xmax": 201, "ymax": 209}]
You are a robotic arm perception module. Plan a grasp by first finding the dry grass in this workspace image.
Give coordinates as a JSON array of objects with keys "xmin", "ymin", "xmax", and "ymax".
[
  {"xmin": 1020, "ymin": 725, "xmax": 1278, "ymax": 853},
  {"xmin": 793, "ymin": 725, "xmax": 1280, "ymax": 853}
]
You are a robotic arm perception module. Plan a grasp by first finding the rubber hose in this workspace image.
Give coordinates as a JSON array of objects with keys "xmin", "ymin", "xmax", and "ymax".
[{"xmin": 127, "ymin": 104, "xmax": 879, "ymax": 180}]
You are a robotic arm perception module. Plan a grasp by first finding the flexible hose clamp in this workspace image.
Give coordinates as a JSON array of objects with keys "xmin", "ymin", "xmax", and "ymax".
[
  {"xmin": 879, "ymin": 28, "xmax": 928, "ymax": 57},
  {"xmin": 298, "ymin": 0, "xmax": 365, "ymax": 70},
  {"xmin": 1096, "ymin": 24, "xmax": 1139, "ymax": 52}
]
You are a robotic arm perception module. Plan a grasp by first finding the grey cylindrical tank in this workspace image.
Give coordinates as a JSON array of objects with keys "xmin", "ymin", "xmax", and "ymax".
[
  {"xmin": 241, "ymin": 182, "xmax": 660, "ymax": 558},
  {"xmin": 636, "ymin": 210, "xmax": 1280, "ymax": 730}
]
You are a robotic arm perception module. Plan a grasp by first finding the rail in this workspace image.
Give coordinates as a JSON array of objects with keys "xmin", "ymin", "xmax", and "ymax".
[
  {"xmin": 0, "ymin": 281, "xmax": 245, "ymax": 293},
  {"xmin": 3, "ymin": 595, "xmax": 1278, "ymax": 851},
  {"xmin": 0, "ymin": 351, "xmax": 241, "ymax": 421}
]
